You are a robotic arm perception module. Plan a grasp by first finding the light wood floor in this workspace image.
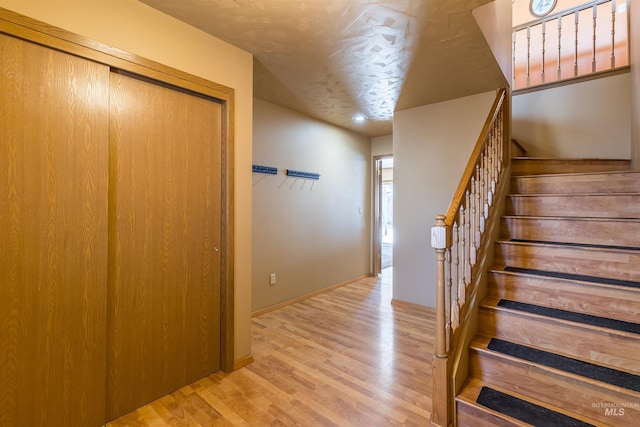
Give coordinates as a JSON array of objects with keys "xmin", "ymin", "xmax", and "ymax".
[{"xmin": 107, "ymin": 269, "xmax": 435, "ymax": 426}]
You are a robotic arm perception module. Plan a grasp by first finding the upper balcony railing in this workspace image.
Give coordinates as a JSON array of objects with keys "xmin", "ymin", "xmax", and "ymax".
[{"xmin": 512, "ymin": 0, "xmax": 630, "ymax": 90}]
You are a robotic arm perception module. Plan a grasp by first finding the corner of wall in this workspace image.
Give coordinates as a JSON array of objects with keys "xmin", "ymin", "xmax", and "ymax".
[{"xmin": 472, "ymin": 0, "xmax": 513, "ymax": 86}]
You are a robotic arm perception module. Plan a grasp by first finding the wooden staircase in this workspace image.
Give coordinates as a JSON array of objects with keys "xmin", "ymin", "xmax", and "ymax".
[{"xmin": 456, "ymin": 158, "xmax": 640, "ymax": 426}]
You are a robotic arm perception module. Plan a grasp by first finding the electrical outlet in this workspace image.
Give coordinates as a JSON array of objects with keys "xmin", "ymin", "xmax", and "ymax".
[{"xmin": 269, "ymin": 273, "xmax": 276, "ymax": 285}]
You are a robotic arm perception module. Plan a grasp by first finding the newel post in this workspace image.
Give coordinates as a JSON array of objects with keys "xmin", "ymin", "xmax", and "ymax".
[{"xmin": 430, "ymin": 215, "xmax": 451, "ymax": 427}]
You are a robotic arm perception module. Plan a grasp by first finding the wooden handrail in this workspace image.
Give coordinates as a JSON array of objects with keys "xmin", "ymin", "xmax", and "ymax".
[
  {"xmin": 430, "ymin": 87, "xmax": 510, "ymax": 427},
  {"xmin": 444, "ymin": 88, "xmax": 507, "ymax": 229}
]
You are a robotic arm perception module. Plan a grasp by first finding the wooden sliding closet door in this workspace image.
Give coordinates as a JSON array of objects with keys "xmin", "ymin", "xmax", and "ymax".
[
  {"xmin": 107, "ymin": 71, "xmax": 223, "ymax": 420},
  {"xmin": 0, "ymin": 34, "xmax": 109, "ymax": 426}
]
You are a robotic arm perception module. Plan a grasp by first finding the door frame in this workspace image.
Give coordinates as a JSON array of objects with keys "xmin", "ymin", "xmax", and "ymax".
[
  {"xmin": 373, "ymin": 155, "xmax": 392, "ymax": 276},
  {"xmin": 0, "ymin": 8, "xmax": 236, "ymax": 371}
]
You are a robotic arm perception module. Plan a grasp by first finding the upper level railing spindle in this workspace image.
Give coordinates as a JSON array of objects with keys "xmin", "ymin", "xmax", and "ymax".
[
  {"xmin": 513, "ymin": 32, "xmax": 517, "ymax": 87},
  {"xmin": 611, "ymin": 0, "xmax": 616, "ymax": 68},
  {"xmin": 542, "ymin": 21, "xmax": 547, "ymax": 82},
  {"xmin": 557, "ymin": 17, "xmax": 563, "ymax": 80},
  {"xmin": 513, "ymin": 0, "xmax": 628, "ymax": 90},
  {"xmin": 574, "ymin": 11, "xmax": 579, "ymax": 76},
  {"xmin": 526, "ymin": 26, "xmax": 531, "ymax": 86},
  {"xmin": 592, "ymin": 5, "xmax": 598, "ymax": 72}
]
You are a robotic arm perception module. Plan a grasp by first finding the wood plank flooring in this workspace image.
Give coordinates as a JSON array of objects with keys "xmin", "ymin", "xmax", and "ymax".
[{"xmin": 107, "ymin": 270, "xmax": 435, "ymax": 426}]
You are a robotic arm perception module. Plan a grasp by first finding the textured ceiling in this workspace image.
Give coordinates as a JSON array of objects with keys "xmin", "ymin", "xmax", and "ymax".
[{"xmin": 139, "ymin": 0, "xmax": 506, "ymax": 137}]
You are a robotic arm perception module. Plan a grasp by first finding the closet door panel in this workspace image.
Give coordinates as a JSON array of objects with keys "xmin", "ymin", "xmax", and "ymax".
[
  {"xmin": 0, "ymin": 34, "xmax": 110, "ymax": 427},
  {"xmin": 107, "ymin": 71, "xmax": 222, "ymax": 420}
]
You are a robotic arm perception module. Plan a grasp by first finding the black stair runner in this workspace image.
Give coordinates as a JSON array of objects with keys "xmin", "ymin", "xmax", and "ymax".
[
  {"xmin": 476, "ymin": 386, "xmax": 595, "ymax": 427},
  {"xmin": 511, "ymin": 238, "xmax": 640, "ymax": 252},
  {"xmin": 487, "ymin": 338, "xmax": 640, "ymax": 392},
  {"xmin": 504, "ymin": 266, "xmax": 640, "ymax": 290},
  {"xmin": 497, "ymin": 299, "xmax": 640, "ymax": 334}
]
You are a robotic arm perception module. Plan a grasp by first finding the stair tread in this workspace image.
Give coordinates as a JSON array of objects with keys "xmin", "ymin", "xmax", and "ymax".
[
  {"xmin": 495, "ymin": 299, "xmax": 640, "ymax": 335},
  {"xmin": 512, "ymin": 157, "xmax": 631, "ymax": 161},
  {"xmin": 497, "ymin": 239, "xmax": 640, "ymax": 254},
  {"xmin": 501, "ymin": 217, "xmax": 640, "ymax": 249},
  {"xmin": 511, "ymin": 171, "xmax": 640, "ymax": 195},
  {"xmin": 480, "ymin": 296, "xmax": 640, "ymax": 373},
  {"xmin": 511, "ymin": 169, "xmax": 640, "ymax": 178},
  {"xmin": 489, "ymin": 269, "xmax": 640, "ymax": 325},
  {"xmin": 502, "ymin": 215, "xmax": 640, "ymax": 222},
  {"xmin": 457, "ymin": 378, "xmax": 593, "ymax": 427},
  {"xmin": 508, "ymin": 192, "xmax": 640, "ymax": 196},
  {"xmin": 496, "ymin": 242, "xmax": 640, "ymax": 285},
  {"xmin": 472, "ymin": 335, "xmax": 640, "ymax": 393},
  {"xmin": 482, "ymin": 295, "xmax": 640, "ymax": 338},
  {"xmin": 470, "ymin": 337, "xmax": 640, "ymax": 425},
  {"xmin": 508, "ymin": 238, "xmax": 640, "ymax": 252},
  {"xmin": 491, "ymin": 267, "xmax": 640, "ymax": 293},
  {"xmin": 511, "ymin": 158, "xmax": 632, "ymax": 176},
  {"xmin": 457, "ymin": 380, "xmax": 532, "ymax": 427},
  {"xmin": 476, "ymin": 385, "xmax": 596, "ymax": 427},
  {"xmin": 484, "ymin": 338, "xmax": 640, "ymax": 393}
]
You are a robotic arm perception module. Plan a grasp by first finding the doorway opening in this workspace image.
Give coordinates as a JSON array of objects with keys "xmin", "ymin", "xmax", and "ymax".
[{"xmin": 373, "ymin": 156, "xmax": 393, "ymax": 277}]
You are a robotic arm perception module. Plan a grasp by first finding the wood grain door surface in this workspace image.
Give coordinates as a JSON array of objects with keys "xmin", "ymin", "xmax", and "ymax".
[
  {"xmin": 1, "ymin": 32, "xmax": 225, "ymax": 425},
  {"xmin": 0, "ymin": 33, "xmax": 110, "ymax": 427},
  {"xmin": 107, "ymin": 71, "xmax": 223, "ymax": 420}
]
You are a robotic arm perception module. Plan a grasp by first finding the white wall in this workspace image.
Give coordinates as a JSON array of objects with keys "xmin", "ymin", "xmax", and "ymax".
[
  {"xmin": 0, "ymin": 0, "xmax": 254, "ymax": 362},
  {"xmin": 513, "ymin": 73, "xmax": 632, "ymax": 158},
  {"xmin": 372, "ymin": 134, "xmax": 393, "ymax": 157},
  {"xmin": 473, "ymin": 0, "xmax": 513, "ymax": 85},
  {"xmin": 252, "ymin": 99, "xmax": 371, "ymax": 312},
  {"xmin": 393, "ymin": 91, "xmax": 496, "ymax": 308}
]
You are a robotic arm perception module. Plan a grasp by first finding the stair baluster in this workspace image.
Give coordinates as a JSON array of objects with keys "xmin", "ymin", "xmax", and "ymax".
[{"xmin": 430, "ymin": 88, "xmax": 509, "ymax": 427}]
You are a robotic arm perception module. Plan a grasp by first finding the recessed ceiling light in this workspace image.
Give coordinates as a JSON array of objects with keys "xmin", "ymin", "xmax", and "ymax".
[{"xmin": 353, "ymin": 114, "xmax": 367, "ymax": 122}]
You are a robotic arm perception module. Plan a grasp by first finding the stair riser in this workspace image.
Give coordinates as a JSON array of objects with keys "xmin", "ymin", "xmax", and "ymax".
[
  {"xmin": 479, "ymin": 307, "xmax": 640, "ymax": 373},
  {"xmin": 489, "ymin": 271, "xmax": 640, "ymax": 324},
  {"xmin": 470, "ymin": 349, "xmax": 640, "ymax": 425},
  {"xmin": 511, "ymin": 172, "xmax": 640, "ymax": 194},
  {"xmin": 506, "ymin": 194, "xmax": 640, "ymax": 218},
  {"xmin": 495, "ymin": 242, "xmax": 640, "ymax": 282},
  {"xmin": 501, "ymin": 217, "xmax": 640, "ymax": 248},
  {"xmin": 511, "ymin": 159, "xmax": 631, "ymax": 176}
]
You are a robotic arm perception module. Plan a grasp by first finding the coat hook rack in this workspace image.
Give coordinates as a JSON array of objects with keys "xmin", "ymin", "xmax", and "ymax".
[
  {"xmin": 252, "ymin": 164, "xmax": 278, "ymax": 175},
  {"xmin": 286, "ymin": 169, "xmax": 320, "ymax": 180}
]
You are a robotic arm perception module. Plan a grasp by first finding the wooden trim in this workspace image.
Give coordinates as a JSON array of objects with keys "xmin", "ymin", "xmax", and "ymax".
[
  {"xmin": 513, "ymin": 66, "xmax": 631, "ymax": 96},
  {"xmin": 233, "ymin": 354, "xmax": 254, "ymax": 371},
  {"xmin": 511, "ymin": 138, "xmax": 528, "ymax": 157},
  {"xmin": 252, "ymin": 275, "xmax": 370, "ymax": 318},
  {"xmin": 372, "ymin": 155, "xmax": 392, "ymax": 276},
  {"xmin": 0, "ymin": 6, "xmax": 236, "ymax": 374},
  {"xmin": 444, "ymin": 88, "xmax": 507, "ymax": 227},
  {"xmin": 391, "ymin": 299, "xmax": 436, "ymax": 316},
  {"xmin": 220, "ymin": 79, "xmax": 236, "ymax": 374},
  {"xmin": 0, "ymin": 8, "xmax": 233, "ymax": 101}
]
